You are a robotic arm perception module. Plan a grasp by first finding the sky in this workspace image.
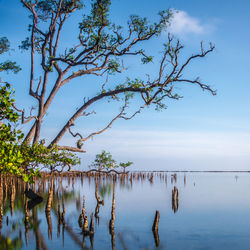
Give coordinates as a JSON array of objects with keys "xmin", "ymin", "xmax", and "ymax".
[{"xmin": 0, "ymin": 0, "xmax": 250, "ymax": 171}]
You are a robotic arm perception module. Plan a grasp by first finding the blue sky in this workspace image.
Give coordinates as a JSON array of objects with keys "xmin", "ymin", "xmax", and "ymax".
[{"xmin": 1, "ymin": 0, "xmax": 250, "ymax": 171}]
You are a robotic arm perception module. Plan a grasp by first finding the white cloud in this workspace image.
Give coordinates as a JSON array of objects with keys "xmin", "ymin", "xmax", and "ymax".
[{"xmin": 168, "ymin": 10, "xmax": 207, "ymax": 35}]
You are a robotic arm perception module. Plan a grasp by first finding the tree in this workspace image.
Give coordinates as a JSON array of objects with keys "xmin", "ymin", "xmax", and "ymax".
[
  {"xmin": 0, "ymin": 37, "xmax": 80, "ymax": 181},
  {"xmin": 0, "ymin": 37, "xmax": 25, "ymax": 178},
  {"xmin": 90, "ymin": 150, "xmax": 133, "ymax": 172},
  {"xmin": 15, "ymin": 0, "xmax": 214, "ymax": 154}
]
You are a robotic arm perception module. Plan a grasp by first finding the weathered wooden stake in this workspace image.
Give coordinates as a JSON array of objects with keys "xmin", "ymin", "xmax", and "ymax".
[
  {"xmin": 152, "ymin": 210, "xmax": 160, "ymax": 247},
  {"xmin": 152, "ymin": 210, "xmax": 160, "ymax": 231}
]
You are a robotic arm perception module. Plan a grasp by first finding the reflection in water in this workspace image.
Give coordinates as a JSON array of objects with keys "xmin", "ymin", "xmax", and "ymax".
[
  {"xmin": 172, "ymin": 186, "xmax": 179, "ymax": 213},
  {"xmin": 25, "ymin": 185, "xmax": 44, "ymax": 208},
  {"xmin": 171, "ymin": 173, "xmax": 177, "ymax": 184},
  {"xmin": 10, "ymin": 179, "xmax": 15, "ymax": 216},
  {"xmin": 2, "ymin": 171, "xmax": 250, "ymax": 249},
  {"xmin": 109, "ymin": 179, "xmax": 116, "ymax": 250},
  {"xmin": 24, "ymin": 201, "xmax": 29, "ymax": 245},
  {"xmin": 94, "ymin": 178, "xmax": 104, "ymax": 225},
  {"xmin": 78, "ymin": 195, "xmax": 85, "ymax": 229},
  {"xmin": 152, "ymin": 210, "xmax": 160, "ymax": 247},
  {"xmin": 0, "ymin": 175, "xmax": 3, "ymax": 232},
  {"xmin": 33, "ymin": 207, "xmax": 49, "ymax": 250},
  {"xmin": 45, "ymin": 179, "xmax": 53, "ymax": 240},
  {"xmin": 0, "ymin": 172, "xmax": 180, "ymax": 249}
]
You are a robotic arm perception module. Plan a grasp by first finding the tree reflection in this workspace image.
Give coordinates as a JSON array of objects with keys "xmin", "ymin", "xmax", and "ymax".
[
  {"xmin": 0, "ymin": 172, "xmax": 184, "ymax": 249},
  {"xmin": 0, "ymin": 175, "xmax": 3, "ymax": 232},
  {"xmin": 24, "ymin": 200, "xmax": 29, "ymax": 245},
  {"xmin": 94, "ymin": 177, "xmax": 104, "ymax": 224},
  {"xmin": 109, "ymin": 179, "xmax": 116, "ymax": 250},
  {"xmin": 45, "ymin": 179, "xmax": 53, "ymax": 240},
  {"xmin": 33, "ymin": 207, "xmax": 49, "ymax": 250}
]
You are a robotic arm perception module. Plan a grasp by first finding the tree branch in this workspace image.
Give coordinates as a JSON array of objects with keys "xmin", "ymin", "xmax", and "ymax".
[{"xmin": 56, "ymin": 146, "xmax": 86, "ymax": 153}]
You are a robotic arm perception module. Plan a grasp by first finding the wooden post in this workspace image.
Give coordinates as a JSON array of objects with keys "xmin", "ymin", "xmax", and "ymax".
[
  {"xmin": 152, "ymin": 210, "xmax": 160, "ymax": 247},
  {"xmin": 152, "ymin": 210, "xmax": 160, "ymax": 231},
  {"xmin": 172, "ymin": 186, "xmax": 179, "ymax": 213}
]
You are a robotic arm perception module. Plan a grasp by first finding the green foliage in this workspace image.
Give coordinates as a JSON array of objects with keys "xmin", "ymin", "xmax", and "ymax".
[
  {"xmin": 35, "ymin": 0, "xmax": 83, "ymax": 19},
  {"xmin": 77, "ymin": 1, "xmax": 171, "ymax": 76},
  {"xmin": 19, "ymin": 36, "xmax": 42, "ymax": 53},
  {"xmin": 0, "ymin": 37, "xmax": 80, "ymax": 182},
  {"xmin": 20, "ymin": 143, "xmax": 80, "ymax": 172},
  {"xmin": 141, "ymin": 55, "xmax": 153, "ymax": 64},
  {"xmin": 0, "ymin": 82, "xmax": 26, "ymax": 179},
  {"xmin": 91, "ymin": 150, "xmax": 132, "ymax": 172},
  {"xmin": 0, "ymin": 235, "xmax": 22, "ymax": 250},
  {"xmin": 120, "ymin": 161, "xmax": 133, "ymax": 172},
  {"xmin": 114, "ymin": 78, "xmax": 144, "ymax": 91},
  {"xmin": 107, "ymin": 59, "xmax": 120, "ymax": 74},
  {"xmin": 0, "ymin": 37, "xmax": 21, "ymax": 73},
  {"xmin": 127, "ymin": 78, "xmax": 144, "ymax": 88},
  {"xmin": 99, "ymin": 182, "xmax": 112, "ymax": 198},
  {"xmin": 0, "ymin": 38, "xmax": 27, "ymax": 180},
  {"xmin": 92, "ymin": 150, "xmax": 116, "ymax": 170},
  {"xmin": 129, "ymin": 9, "xmax": 172, "ymax": 38},
  {"xmin": 19, "ymin": 37, "xmax": 30, "ymax": 51},
  {"xmin": 0, "ymin": 40, "xmax": 25, "ymax": 178},
  {"xmin": 79, "ymin": 0, "xmax": 110, "ymax": 31},
  {"xmin": 0, "ymin": 37, "xmax": 10, "ymax": 54},
  {"xmin": 0, "ymin": 83, "xmax": 19, "ymax": 122},
  {"xmin": 0, "ymin": 61, "xmax": 21, "ymax": 74},
  {"xmin": 0, "ymin": 115, "xmax": 80, "ymax": 182}
]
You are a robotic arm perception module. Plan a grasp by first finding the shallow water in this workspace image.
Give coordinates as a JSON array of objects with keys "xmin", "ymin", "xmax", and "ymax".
[{"xmin": 1, "ymin": 172, "xmax": 250, "ymax": 250}]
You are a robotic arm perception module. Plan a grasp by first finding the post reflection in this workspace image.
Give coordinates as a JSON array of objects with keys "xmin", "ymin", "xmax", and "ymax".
[
  {"xmin": 152, "ymin": 210, "xmax": 160, "ymax": 247},
  {"xmin": 45, "ymin": 179, "xmax": 53, "ymax": 240},
  {"xmin": 109, "ymin": 178, "xmax": 116, "ymax": 250},
  {"xmin": 0, "ymin": 175, "xmax": 3, "ymax": 232},
  {"xmin": 94, "ymin": 177, "xmax": 104, "ymax": 225},
  {"xmin": 172, "ymin": 186, "xmax": 179, "ymax": 213},
  {"xmin": 0, "ymin": 171, "xmax": 184, "ymax": 249}
]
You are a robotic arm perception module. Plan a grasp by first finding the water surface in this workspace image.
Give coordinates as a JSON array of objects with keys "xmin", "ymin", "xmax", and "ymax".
[{"xmin": 1, "ymin": 172, "xmax": 250, "ymax": 249}]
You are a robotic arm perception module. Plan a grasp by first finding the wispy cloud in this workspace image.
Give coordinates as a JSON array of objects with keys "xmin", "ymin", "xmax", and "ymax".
[
  {"xmin": 65, "ymin": 129, "xmax": 250, "ymax": 171},
  {"xmin": 85, "ymin": 129, "xmax": 250, "ymax": 158},
  {"xmin": 168, "ymin": 9, "xmax": 211, "ymax": 36}
]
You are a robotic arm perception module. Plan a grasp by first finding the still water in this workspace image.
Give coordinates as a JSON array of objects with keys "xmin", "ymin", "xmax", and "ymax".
[{"xmin": 1, "ymin": 172, "xmax": 250, "ymax": 250}]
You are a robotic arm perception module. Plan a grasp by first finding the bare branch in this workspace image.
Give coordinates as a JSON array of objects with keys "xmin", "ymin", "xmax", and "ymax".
[
  {"xmin": 176, "ymin": 42, "xmax": 215, "ymax": 79},
  {"xmin": 56, "ymin": 146, "xmax": 86, "ymax": 153},
  {"xmin": 12, "ymin": 104, "xmax": 38, "ymax": 124},
  {"xmin": 68, "ymin": 125, "xmax": 83, "ymax": 140},
  {"xmin": 35, "ymin": 76, "xmax": 42, "ymax": 94},
  {"xmin": 79, "ymin": 98, "xmax": 129, "ymax": 143},
  {"xmin": 175, "ymin": 78, "xmax": 216, "ymax": 95}
]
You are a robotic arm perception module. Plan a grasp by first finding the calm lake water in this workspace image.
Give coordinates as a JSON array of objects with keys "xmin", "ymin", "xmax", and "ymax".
[{"xmin": 1, "ymin": 172, "xmax": 250, "ymax": 250}]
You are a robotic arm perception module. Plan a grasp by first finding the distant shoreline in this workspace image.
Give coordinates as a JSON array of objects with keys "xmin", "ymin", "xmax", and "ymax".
[
  {"xmin": 34, "ymin": 170, "xmax": 250, "ymax": 177},
  {"xmin": 130, "ymin": 170, "xmax": 250, "ymax": 173}
]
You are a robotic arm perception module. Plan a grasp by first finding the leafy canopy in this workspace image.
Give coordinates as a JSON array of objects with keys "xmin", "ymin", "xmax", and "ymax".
[{"xmin": 91, "ymin": 150, "xmax": 132, "ymax": 171}]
